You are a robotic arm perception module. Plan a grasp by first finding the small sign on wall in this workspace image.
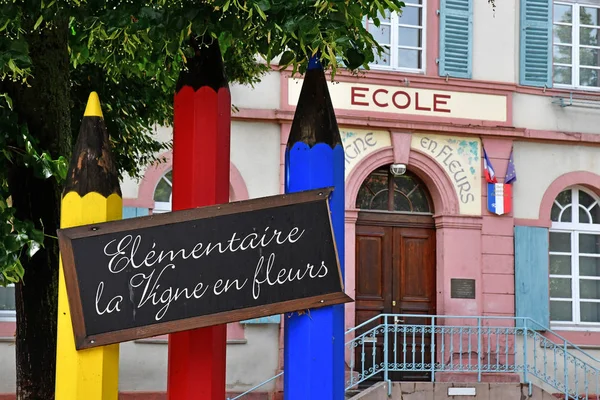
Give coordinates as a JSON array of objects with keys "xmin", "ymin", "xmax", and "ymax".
[
  {"xmin": 450, "ymin": 278, "xmax": 476, "ymax": 299},
  {"xmin": 58, "ymin": 188, "xmax": 351, "ymax": 350}
]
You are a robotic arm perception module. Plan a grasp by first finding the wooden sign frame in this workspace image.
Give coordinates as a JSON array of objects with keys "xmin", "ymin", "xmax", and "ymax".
[{"xmin": 57, "ymin": 188, "xmax": 351, "ymax": 350}]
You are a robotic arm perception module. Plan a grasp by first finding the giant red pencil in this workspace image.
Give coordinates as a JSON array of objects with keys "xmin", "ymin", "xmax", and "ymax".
[{"xmin": 168, "ymin": 37, "xmax": 230, "ymax": 400}]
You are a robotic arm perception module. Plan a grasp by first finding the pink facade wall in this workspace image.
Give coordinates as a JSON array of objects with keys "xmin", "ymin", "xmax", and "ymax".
[{"xmin": 480, "ymin": 138, "xmax": 515, "ymax": 318}]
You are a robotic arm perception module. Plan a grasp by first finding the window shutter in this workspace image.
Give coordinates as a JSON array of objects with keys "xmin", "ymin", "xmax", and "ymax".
[
  {"xmin": 438, "ymin": 0, "xmax": 472, "ymax": 78},
  {"xmin": 515, "ymin": 226, "xmax": 550, "ymax": 329},
  {"xmin": 122, "ymin": 207, "xmax": 149, "ymax": 219},
  {"xmin": 519, "ymin": 0, "xmax": 552, "ymax": 87}
]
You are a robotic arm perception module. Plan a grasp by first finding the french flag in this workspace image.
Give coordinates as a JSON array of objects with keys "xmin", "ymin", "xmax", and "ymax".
[
  {"xmin": 485, "ymin": 146, "xmax": 517, "ymax": 216},
  {"xmin": 488, "ymin": 183, "xmax": 512, "ymax": 215},
  {"xmin": 483, "ymin": 148, "xmax": 497, "ymax": 183}
]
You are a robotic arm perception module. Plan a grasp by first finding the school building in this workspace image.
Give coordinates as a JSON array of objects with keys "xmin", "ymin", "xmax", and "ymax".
[{"xmin": 3, "ymin": 0, "xmax": 600, "ymax": 397}]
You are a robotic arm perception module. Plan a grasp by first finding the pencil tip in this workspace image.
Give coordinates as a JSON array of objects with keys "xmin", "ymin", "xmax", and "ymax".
[{"xmin": 84, "ymin": 92, "xmax": 103, "ymax": 118}]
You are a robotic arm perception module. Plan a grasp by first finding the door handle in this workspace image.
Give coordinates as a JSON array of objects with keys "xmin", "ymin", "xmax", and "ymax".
[{"xmin": 394, "ymin": 316, "xmax": 405, "ymax": 324}]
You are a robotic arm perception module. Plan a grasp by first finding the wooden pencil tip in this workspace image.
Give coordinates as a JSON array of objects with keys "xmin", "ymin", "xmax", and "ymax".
[{"xmin": 84, "ymin": 92, "xmax": 103, "ymax": 118}]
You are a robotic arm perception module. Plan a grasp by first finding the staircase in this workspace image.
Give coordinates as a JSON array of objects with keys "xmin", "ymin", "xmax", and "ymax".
[
  {"xmin": 230, "ymin": 314, "xmax": 600, "ymax": 399},
  {"xmin": 346, "ymin": 314, "xmax": 600, "ymax": 399}
]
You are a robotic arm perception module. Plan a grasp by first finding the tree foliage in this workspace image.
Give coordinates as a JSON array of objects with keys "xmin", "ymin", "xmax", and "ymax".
[{"xmin": 0, "ymin": 0, "xmax": 404, "ymax": 289}]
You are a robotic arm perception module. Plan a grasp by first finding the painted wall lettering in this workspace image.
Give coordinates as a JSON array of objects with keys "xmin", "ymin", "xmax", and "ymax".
[
  {"xmin": 411, "ymin": 134, "xmax": 482, "ymax": 216},
  {"xmin": 350, "ymin": 86, "xmax": 452, "ymax": 113},
  {"xmin": 340, "ymin": 129, "xmax": 391, "ymax": 179},
  {"xmin": 344, "ymin": 132, "xmax": 377, "ymax": 166}
]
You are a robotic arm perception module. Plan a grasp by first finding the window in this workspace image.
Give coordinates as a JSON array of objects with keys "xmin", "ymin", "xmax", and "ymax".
[
  {"xmin": 153, "ymin": 170, "xmax": 172, "ymax": 214},
  {"xmin": 0, "ymin": 284, "xmax": 15, "ymax": 321},
  {"xmin": 365, "ymin": 0, "xmax": 426, "ymax": 73},
  {"xmin": 153, "ymin": 169, "xmax": 233, "ymax": 212},
  {"xmin": 356, "ymin": 166, "xmax": 432, "ymax": 213},
  {"xmin": 550, "ymin": 187, "xmax": 600, "ymax": 325},
  {"xmin": 553, "ymin": 0, "xmax": 600, "ymax": 89}
]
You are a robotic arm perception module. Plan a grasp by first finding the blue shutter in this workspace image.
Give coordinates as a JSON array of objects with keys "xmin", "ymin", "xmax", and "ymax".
[
  {"xmin": 438, "ymin": 0, "xmax": 472, "ymax": 78},
  {"xmin": 122, "ymin": 207, "xmax": 149, "ymax": 219},
  {"xmin": 515, "ymin": 226, "xmax": 550, "ymax": 329},
  {"xmin": 519, "ymin": 0, "xmax": 552, "ymax": 87}
]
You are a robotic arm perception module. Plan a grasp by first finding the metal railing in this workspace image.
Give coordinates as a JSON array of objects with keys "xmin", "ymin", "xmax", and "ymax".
[
  {"xmin": 346, "ymin": 314, "xmax": 600, "ymax": 399},
  {"xmin": 227, "ymin": 314, "xmax": 600, "ymax": 399}
]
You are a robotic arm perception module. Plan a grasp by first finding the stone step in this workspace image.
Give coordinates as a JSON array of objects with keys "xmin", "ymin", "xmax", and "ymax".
[{"xmin": 435, "ymin": 372, "xmax": 521, "ymax": 383}]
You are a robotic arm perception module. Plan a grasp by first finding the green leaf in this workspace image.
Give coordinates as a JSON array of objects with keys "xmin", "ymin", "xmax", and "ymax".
[
  {"xmin": 54, "ymin": 156, "xmax": 68, "ymax": 181},
  {"xmin": 4, "ymin": 235, "xmax": 20, "ymax": 252},
  {"xmin": 0, "ymin": 93, "xmax": 13, "ymax": 110},
  {"xmin": 27, "ymin": 241, "xmax": 41, "ymax": 258},
  {"xmin": 345, "ymin": 47, "xmax": 366, "ymax": 69},
  {"xmin": 254, "ymin": 4, "xmax": 267, "ymax": 20},
  {"xmin": 28, "ymin": 228, "xmax": 44, "ymax": 244},
  {"xmin": 33, "ymin": 15, "xmax": 44, "ymax": 31},
  {"xmin": 279, "ymin": 50, "xmax": 294, "ymax": 66}
]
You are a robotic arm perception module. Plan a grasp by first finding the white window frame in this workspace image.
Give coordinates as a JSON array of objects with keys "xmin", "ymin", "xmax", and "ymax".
[
  {"xmin": 550, "ymin": 186, "xmax": 600, "ymax": 330},
  {"xmin": 365, "ymin": 0, "xmax": 427, "ymax": 74},
  {"xmin": 553, "ymin": 0, "xmax": 600, "ymax": 91},
  {"xmin": 0, "ymin": 284, "xmax": 16, "ymax": 322}
]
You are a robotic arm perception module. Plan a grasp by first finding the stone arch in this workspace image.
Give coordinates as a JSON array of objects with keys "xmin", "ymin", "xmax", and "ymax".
[
  {"xmin": 136, "ymin": 150, "xmax": 250, "ymax": 208},
  {"xmin": 539, "ymin": 171, "xmax": 600, "ymax": 220},
  {"xmin": 345, "ymin": 146, "xmax": 460, "ymax": 215}
]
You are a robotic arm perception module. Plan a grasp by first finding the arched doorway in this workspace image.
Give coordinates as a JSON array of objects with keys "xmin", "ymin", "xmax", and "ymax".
[{"xmin": 354, "ymin": 165, "xmax": 436, "ymax": 382}]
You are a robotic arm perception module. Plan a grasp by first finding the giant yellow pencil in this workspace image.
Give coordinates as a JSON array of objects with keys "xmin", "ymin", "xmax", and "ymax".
[{"xmin": 55, "ymin": 92, "xmax": 121, "ymax": 399}]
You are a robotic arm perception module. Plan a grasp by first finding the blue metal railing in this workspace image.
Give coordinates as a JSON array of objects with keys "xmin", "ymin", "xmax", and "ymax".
[
  {"xmin": 229, "ymin": 314, "xmax": 600, "ymax": 399},
  {"xmin": 346, "ymin": 314, "xmax": 600, "ymax": 399}
]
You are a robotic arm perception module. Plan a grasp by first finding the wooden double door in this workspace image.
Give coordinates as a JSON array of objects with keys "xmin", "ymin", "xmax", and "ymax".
[{"xmin": 355, "ymin": 212, "xmax": 436, "ymax": 382}]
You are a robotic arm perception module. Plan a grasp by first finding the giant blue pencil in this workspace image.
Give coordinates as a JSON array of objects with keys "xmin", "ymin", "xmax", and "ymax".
[{"xmin": 284, "ymin": 55, "xmax": 345, "ymax": 400}]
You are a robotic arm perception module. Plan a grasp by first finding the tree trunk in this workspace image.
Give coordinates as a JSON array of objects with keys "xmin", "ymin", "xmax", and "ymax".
[{"xmin": 7, "ymin": 18, "xmax": 72, "ymax": 400}]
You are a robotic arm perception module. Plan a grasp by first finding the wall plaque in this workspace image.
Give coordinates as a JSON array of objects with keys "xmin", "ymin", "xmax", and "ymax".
[{"xmin": 450, "ymin": 278, "xmax": 476, "ymax": 299}]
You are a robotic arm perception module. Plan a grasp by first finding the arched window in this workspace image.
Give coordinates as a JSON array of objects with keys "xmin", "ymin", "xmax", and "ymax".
[
  {"xmin": 356, "ymin": 166, "xmax": 432, "ymax": 213},
  {"xmin": 153, "ymin": 170, "xmax": 173, "ymax": 214},
  {"xmin": 550, "ymin": 186, "xmax": 600, "ymax": 325},
  {"xmin": 152, "ymin": 169, "xmax": 234, "ymax": 213}
]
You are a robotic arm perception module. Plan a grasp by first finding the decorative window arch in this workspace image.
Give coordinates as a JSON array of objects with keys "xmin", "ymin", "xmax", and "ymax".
[
  {"xmin": 356, "ymin": 165, "xmax": 432, "ymax": 213},
  {"xmin": 550, "ymin": 186, "xmax": 600, "ymax": 325},
  {"xmin": 133, "ymin": 150, "xmax": 249, "ymax": 213},
  {"xmin": 151, "ymin": 168, "xmax": 243, "ymax": 212},
  {"xmin": 153, "ymin": 170, "xmax": 173, "ymax": 213}
]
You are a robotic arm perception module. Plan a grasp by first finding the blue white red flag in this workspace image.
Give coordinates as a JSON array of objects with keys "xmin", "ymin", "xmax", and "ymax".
[
  {"xmin": 488, "ymin": 183, "xmax": 512, "ymax": 215},
  {"xmin": 483, "ymin": 148, "xmax": 497, "ymax": 183},
  {"xmin": 505, "ymin": 148, "xmax": 517, "ymax": 184}
]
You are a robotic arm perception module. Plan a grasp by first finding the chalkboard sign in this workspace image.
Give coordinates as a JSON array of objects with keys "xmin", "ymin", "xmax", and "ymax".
[{"xmin": 57, "ymin": 188, "xmax": 350, "ymax": 350}]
